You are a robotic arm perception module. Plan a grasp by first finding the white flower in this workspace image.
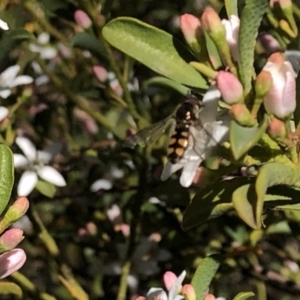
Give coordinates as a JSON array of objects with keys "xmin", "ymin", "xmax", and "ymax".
[
  {"xmin": 0, "ymin": 106, "xmax": 8, "ymax": 122},
  {"xmin": 0, "ymin": 65, "xmax": 33, "ymax": 99},
  {"xmin": 29, "ymin": 33, "xmax": 57, "ymax": 60},
  {"xmin": 222, "ymin": 15, "xmax": 240, "ymax": 61},
  {"xmin": 13, "ymin": 137, "xmax": 66, "ymax": 196},
  {"xmin": 161, "ymin": 84, "xmax": 229, "ymax": 187},
  {"xmin": 0, "ymin": 18, "xmax": 9, "ymax": 30},
  {"xmin": 146, "ymin": 271, "xmax": 186, "ymax": 300}
]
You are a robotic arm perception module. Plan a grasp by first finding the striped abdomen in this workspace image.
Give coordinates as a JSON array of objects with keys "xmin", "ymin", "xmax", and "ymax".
[{"xmin": 167, "ymin": 124, "xmax": 190, "ymax": 163}]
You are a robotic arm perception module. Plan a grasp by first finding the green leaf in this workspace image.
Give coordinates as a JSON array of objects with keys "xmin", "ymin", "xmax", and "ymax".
[
  {"xmin": 203, "ymin": 30, "xmax": 222, "ymax": 70},
  {"xmin": 225, "ymin": 0, "xmax": 238, "ymax": 16},
  {"xmin": 191, "ymin": 254, "xmax": 222, "ymax": 300},
  {"xmin": 35, "ymin": 180, "xmax": 56, "ymax": 198},
  {"xmin": 232, "ymin": 183, "xmax": 258, "ymax": 229},
  {"xmin": 238, "ymin": 0, "xmax": 268, "ymax": 94},
  {"xmin": 182, "ymin": 179, "xmax": 250, "ymax": 231},
  {"xmin": 230, "ymin": 115, "xmax": 268, "ymax": 160},
  {"xmin": 0, "ymin": 29, "xmax": 32, "ymax": 64},
  {"xmin": 232, "ymin": 291, "xmax": 255, "ymax": 300},
  {"xmin": 232, "ymin": 163, "xmax": 300, "ymax": 229},
  {"xmin": 142, "ymin": 76, "xmax": 190, "ymax": 95},
  {"xmin": 71, "ymin": 32, "xmax": 107, "ymax": 61},
  {"xmin": 255, "ymin": 163, "xmax": 300, "ymax": 227},
  {"xmin": 0, "ymin": 145, "xmax": 14, "ymax": 216},
  {"xmin": 0, "ymin": 282, "xmax": 22, "ymax": 297},
  {"xmin": 102, "ymin": 17, "xmax": 208, "ymax": 89}
]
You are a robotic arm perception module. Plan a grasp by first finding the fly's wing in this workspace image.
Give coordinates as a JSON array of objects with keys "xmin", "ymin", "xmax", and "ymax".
[{"xmin": 123, "ymin": 116, "xmax": 175, "ymax": 148}]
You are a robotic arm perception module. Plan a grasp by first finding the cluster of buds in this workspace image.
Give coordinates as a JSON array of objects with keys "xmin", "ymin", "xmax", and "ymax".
[
  {"xmin": 0, "ymin": 197, "xmax": 29, "ymax": 278},
  {"xmin": 180, "ymin": 3, "xmax": 298, "ymax": 146}
]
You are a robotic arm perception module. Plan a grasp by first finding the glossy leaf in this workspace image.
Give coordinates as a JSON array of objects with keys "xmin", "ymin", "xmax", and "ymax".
[
  {"xmin": 182, "ymin": 179, "xmax": 250, "ymax": 231},
  {"xmin": 191, "ymin": 254, "xmax": 222, "ymax": 300},
  {"xmin": 142, "ymin": 76, "xmax": 190, "ymax": 95},
  {"xmin": 102, "ymin": 17, "xmax": 208, "ymax": 89},
  {"xmin": 238, "ymin": 0, "xmax": 268, "ymax": 94},
  {"xmin": 232, "ymin": 291, "xmax": 255, "ymax": 300},
  {"xmin": 0, "ymin": 146, "xmax": 14, "ymax": 216},
  {"xmin": 0, "ymin": 282, "xmax": 22, "ymax": 297},
  {"xmin": 230, "ymin": 115, "xmax": 268, "ymax": 160},
  {"xmin": 255, "ymin": 163, "xmax": 300, "ymax": 227},
  {"xmin": 71, "ymin": 32, "xmax": 107, "ymax": 60},
  {"xmin": 233, "ymin": 164, "xmax": 300, "ymax": 228}
]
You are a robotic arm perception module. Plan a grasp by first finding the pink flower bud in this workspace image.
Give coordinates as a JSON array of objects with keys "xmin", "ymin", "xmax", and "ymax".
[
  {"xmin": 0, "ymin": 228, "xmax": 24, "ymax": 251},
  {"xmin": 182, "ymin": 284, "xmax": 196, "ymax": 300},
  {"xmin": 180, "ymin": 14, "xmax": 202, "ymax": 53},
  {"xmin": 93, "ymin": 65, "xmax": 108, "ymax": 82},
  {"xmin": 74, "ymin": 10, "xmax": 92, "ymax": 29},
  {"xmin": 204, "ymin": 294, "xmax": 216, "ymax": 300},
  {"xmin": 163, "ymin": 271, "xmax": 178, "ymax": 291},
  {"xmin": 268, "ymin": 117, "xmax": 287, "ymax": 139},
  {"xmin": 255, "ymin": 70, "xmax": 272, "ymax": 98},
  {"xmin": 221, "ymin": 15, "xmax": 240, "ymax": 61},
  {"xmin": 279, "ymin": 0, "xmax": 292, "ymax": 9},
  {"xmin": 4, "ymin": 197, "xmax": 30, "ymax": 226},
  {"xmin": 201, "ymin": 8, "xmax": 224, "ymax": 35},
  {"xmin": 0, "ymin": 248, "xmax": 26, "ymax": 279},
  {"xmin": 215, "ymin": 71, "xmax": 243, "ymax": 104},
  {"xmin": 263, "ymin": 52, "xmax": 296, "ymax": 119},
  {"xmin": 230, "ymin": 103, "xmax": 255, "ymax": 126}
]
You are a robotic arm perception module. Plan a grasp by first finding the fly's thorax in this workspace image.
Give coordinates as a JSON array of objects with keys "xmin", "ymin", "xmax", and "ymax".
[{"xmin": 175, "ymin": 96, "xmax": 202, "ymax": 122}]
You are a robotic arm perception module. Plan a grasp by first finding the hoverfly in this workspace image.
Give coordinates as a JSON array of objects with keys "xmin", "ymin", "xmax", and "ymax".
[{"xmin": 124, "ymin": 95, "xmax": 209, "ymax": 164}]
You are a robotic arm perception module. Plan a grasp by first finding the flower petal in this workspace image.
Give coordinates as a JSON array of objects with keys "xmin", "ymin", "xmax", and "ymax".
[
  {"xmin": 168, "ymin": 270, "xmax": 186, "ymax": 300},
  {"xmin": 37, "ymin": 166, "xmax": 66, "ymax": 186},
  {"xmin": 38, "ymin": 142, "xmax": 62, "ymax": 163},
  {"xmin": 0, "ymin": 65, "xmax": 20, "ymax": 85},
  {"xmin": 13, "ymin": 154, "xmax": 29, "ymax": 168},
  {"xmin": 285, "ymin": 50, "xmax": 300, "ymax": 76},
  {"xmin": 11, "ymin": 75, "xmax": 33, "ymax": 88},
  {"xmin": 16, "ymin": 137, "xmax": 37, "ymax": 161},
  {"xmin": 0, "ymin": 89, "xmax": 12, "ymax": 99},
  {"xmin": 147, "ymin": 288, "xmax": 168, "ymax": 300},
  {"xmin": 0, "ymin": 249, "xmax": 26, "ymax": 279},
  {"xmin": 0, "ymin": 19, "xmax": 9, "ymax": 31},
  {"xmin": 200, "ymin": 83, "xmax": 221, "ymax": 123},
  {"xmin": 17, "ymin": 171, "xmax": 38, "ymax": 196},
  {"xmin": 0, "ymin": 106, "xmax": 8, "ymax": 121},
  {"xmin": 37, "ymin": 32, "xmax": 50, "ymax": 44},
  {"xmin": 90, "ymin": 179, "xmax": 112, "ymax": 192}
]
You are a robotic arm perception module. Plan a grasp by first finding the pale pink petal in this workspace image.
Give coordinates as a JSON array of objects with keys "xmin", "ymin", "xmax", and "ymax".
[
  {"xmin": 13, "ymin": 154, "xmax": 28, "ymax": 168},
  {"xmin": 107, "ymin": 204, "xmax": 122, "ymax": 223},
  {"xmin": 16, "ymin": 137, "xmax": 37, "ymax": 161},
  {"xmin": 164, "ymin": 271, "xmax": 178, "ymax": 291},
  {"xmin": 37, "ymin": 166, "xmax": 66, "ymax": 186},
  {"xmin": 11, "ymin": 75, "xmax": 33, "ymax": 88},
  {"xmin": 0, "ymin": 65, "xmax": 20, "ymax": 84},
  {"xmin": 18, "ymin": 171, "xmax": 38, "ymax": 196},
  {"xmin": 0, "ymin": 89, "xmax": 11, "ymax": 99},
  {"xmin": 0, "ymin": 249, "xmax": 26, "ymax": 279},
  {"xmin": 0, "ymin": 106, "xmax": 8, "ymax": 121}
]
